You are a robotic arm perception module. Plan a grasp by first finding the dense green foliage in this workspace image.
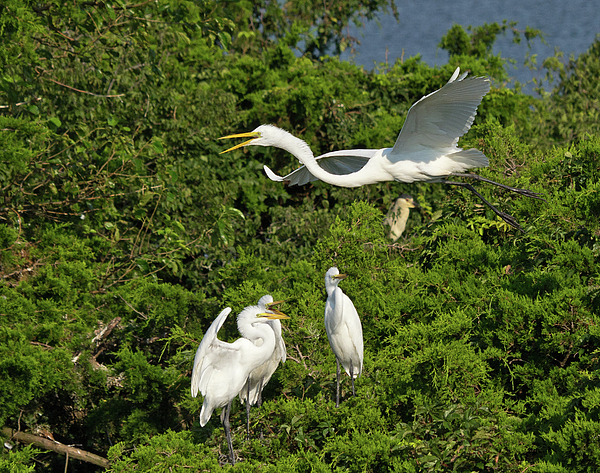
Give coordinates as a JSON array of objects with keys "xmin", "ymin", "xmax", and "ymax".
[{"xmin": 1, "ymin": 1, "xmax": 599, "ymax": 471}]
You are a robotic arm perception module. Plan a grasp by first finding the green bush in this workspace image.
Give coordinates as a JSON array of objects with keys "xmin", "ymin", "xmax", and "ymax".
[{"xmin": 1, "ymin": 3, "xmax": 599, "ymax": 472}]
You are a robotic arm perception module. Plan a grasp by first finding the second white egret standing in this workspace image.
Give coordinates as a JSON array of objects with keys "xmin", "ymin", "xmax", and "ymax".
[
  {"xmin": 238, "ymin": 295, "xmax": 287, "ymax": 439},
  {"xmin": 324, "ymin": 267, "xmax": 364, "ymax": 407},
  {"xmin": 220, "ymin": 67, "xmax": 543, "ymax": 231},
  {"xmin": 191, "ymin": 303, "xmax": 289, "ymax": 465}
]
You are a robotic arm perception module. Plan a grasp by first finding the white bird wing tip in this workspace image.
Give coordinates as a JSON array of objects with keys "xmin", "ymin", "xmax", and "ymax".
[
  {"xmin": 263, "ymin": 165, "xmax": 284, "ymax": 182},
  {"xmin": 448, "ymin": 67, "xmax": 460, "ymax": 83},
  {"xmin": 448, "ymin": 66, "xmax": 469, "ymax": 84}
]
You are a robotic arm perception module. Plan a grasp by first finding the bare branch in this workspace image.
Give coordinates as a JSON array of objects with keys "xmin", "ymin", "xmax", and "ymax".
[
  {"xmin": 1, "ymin": 427, "xmax": 110, "ymax": 468},
  {"xmin": 0, "ymin": 98, "xmax": 41, "ymax": 109},
  {"xmin": 39, "ymin": 72, "xmax": 125, "ymax": 98}
]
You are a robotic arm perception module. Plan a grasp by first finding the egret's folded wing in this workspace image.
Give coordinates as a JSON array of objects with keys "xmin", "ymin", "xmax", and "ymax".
[
  {"xmin": 342, "ymin": 295, "xmax": 364, "ymax": 361},
  {"xmin": 277, "ymin": 336, "xmax": 287, "ymax": 363},
  {"xmin": 191, "ymin": 307, "xmax": 232, "ymax": 397},
  {"xmin": 339, "ymin": 293, "xmax": 364, "ymax": 377},
  {"xmin": 391, "ymin": 73, "xmax": 490, "ymax": 159},
  {"xmin": 264, "ymin": 150, "xmax": 374, "ymax": 186}
]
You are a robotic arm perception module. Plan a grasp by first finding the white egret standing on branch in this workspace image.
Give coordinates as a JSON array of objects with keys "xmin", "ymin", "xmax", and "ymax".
[
  {"xmin": 191, "ymin": 303, "xmax": 290, "ymax": 465},
  {"xmin": 384, "ymin": 194, "xmax": 418, "ymax": 241},
  {"xmin": 324, "ymin": 267, "xmax": 363, "ymax": 407},
  {"xmin": 238, "ymin": 295, "xmax": 287, "ymax": 440},
  {"xmin": 220, "ymin": 67, "xmax": 543, "ymax": 231}
]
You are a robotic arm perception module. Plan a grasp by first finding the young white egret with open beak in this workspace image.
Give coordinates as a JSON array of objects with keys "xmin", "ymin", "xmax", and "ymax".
[
  {"xmin": 191, "ymin": 301, "xmax": 290, "ymax": 465},
  {"xmin": 238, "ymin": 295, "xmax": 287, "ymax": 440}
]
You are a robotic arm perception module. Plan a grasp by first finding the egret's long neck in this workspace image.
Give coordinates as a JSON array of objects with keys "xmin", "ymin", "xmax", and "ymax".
[
  {"xmin": 239, "ymin": 322, "xmax": 277, "ymax": 374},
  {"xmin": 276, "ymin": 130, "xmax": 374, "ymax": 188},
  {"xmin": 238, "ymin": 311, "xmax": 277, "ymax": 353},
  {"xmin": 325, "ymin": 282, "xmax": 337, "ymax": 298}
]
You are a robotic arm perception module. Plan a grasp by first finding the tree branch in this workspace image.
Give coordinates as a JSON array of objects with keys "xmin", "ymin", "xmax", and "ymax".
[
  {"xmin": 1, "ymin": 427, "xmax": 110, "ymax": 468},
  {"xmin": 0, "ymin": 98, "xmax": 41, "ymax": 109},
  {"xmin": 39, "ymin": 73, "xmax": 125, "ymax": 98}
]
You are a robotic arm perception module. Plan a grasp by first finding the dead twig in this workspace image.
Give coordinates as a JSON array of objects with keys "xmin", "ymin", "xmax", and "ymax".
[
  {"xmin": 119, "ymin": 295, "xmax": 147, "ymax": 319},
  {"xmin": 92, "ymin": 316, "xmax": 122, "ymax": 359},
  {"xmin": 1, "ymin": 426, "xmax": 110, "ymax": 468},
  {"xmin": 39, "ymin": 72, "xmax": 125, "ymax": 98}
]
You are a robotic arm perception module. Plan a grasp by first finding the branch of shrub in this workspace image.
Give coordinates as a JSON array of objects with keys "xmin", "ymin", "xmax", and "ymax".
[
  {"xmin": 37, "ymin": 68, "xmax": 125, "ymax": 98},
  {"xmin": 1, "ymin": 427, "xmax": 110, "ymax": 468}
]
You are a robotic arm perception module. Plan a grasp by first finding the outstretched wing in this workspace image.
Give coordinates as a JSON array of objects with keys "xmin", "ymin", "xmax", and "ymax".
[
  {"xmin": 190, "ymin": 307, "xmax": 233, "ymax": 397},
  {"xmin": 264, "ymin": 150, "xmax": 375, "ymax": 186},
  {"xmin": 391, "ymin": 67, "xmax": 490, "ymax": 160}
]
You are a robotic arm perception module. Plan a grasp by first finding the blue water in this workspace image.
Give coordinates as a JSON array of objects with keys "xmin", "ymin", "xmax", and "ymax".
[{"xmin": 341, "ymin": 0, "xmax": 600, "ymax": 91}]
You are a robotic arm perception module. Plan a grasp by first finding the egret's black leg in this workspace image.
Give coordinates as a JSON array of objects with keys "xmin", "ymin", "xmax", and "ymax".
[
  {"xmin": 449, "ymin": 173, "xmax": 546, "ymax": 201},
  {"xmin": 258, "ymin": 378, "xmax": 265, "ymax": 440},
  {"xmin": 245, "ymin": 383, "xmax": 251, "ymax": 441},
  {"xmin": 335, "ymin": 358, "xmax": 341, "ymax": 408},
  {"xmin": 222, "ymin": 401, "xmax": 235, "ymax": 465},
  {"xmin": 444, "ymin": 180, "xmax": 524, "ymax": 232},
  {"xmin": 257, "ymin": 377, "xmax": 264, "ymax": 408},
  {"xmin": 350, "ymin": 361, "xmax": 356, "ymax": 397}
]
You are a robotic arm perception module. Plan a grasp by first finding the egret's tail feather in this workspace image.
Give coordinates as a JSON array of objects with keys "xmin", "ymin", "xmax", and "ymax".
[
  {"xmin": 451, "ymin": 148, "xmax": 489, "ymax": 170},
  {"xmin": 343, "ymin": 362, "xmax": 362, "ymax": 379},
  {"xmin": 263, "ymin": 165, "xmax": 284, "ymax": 182},
  {"xmin": 238, "ymin": 382, "xmax": 261, "ymax": 406},
  {"xmin": 199, "ymin": 402, "xmax": 214, "ymax": 427}
]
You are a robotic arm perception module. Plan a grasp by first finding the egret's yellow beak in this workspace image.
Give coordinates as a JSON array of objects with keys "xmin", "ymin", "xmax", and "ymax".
[
  {"xmin": 258, "ymin": 310, "xmax": 290, "ymax": 320},
  {"xmin": 333, "ymin": 273, "xmax": 348, "ymax": 280},
  {"xmin": 219, "ymin": 131, "xmax": 261, "ymax": 154}
]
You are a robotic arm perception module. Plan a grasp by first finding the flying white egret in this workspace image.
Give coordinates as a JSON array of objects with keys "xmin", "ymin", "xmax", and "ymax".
[
  {"xmin": 220, "ymin": 67, "xmax": 543, "ymax": 231},
  {"xmin": 190, "ymin": 303, "xmax": 290, "ymax": 465},
  {"xmin": 238, "ymin": 295, "xmax": 287, "ymax": 439},
  {"xmin": 384, "ymin": 194, "xmax": 418, "ymax": 241},
  {"xmin": 323, "ymin": 267, "xmax": 363, "ymax": 407}
]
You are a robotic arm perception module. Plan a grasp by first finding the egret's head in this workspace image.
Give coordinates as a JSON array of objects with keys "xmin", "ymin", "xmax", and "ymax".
[
  {"xmin": 257, "ymin": 294, "xmax": 274, "ymax": 309},
  {"xmin": 219, "ymin": 125, "xmax": 282, "ymax": 154},
  {"xmin": 258, "ymin": 294, "xmax": 285, "ymax": 313},
  {"xmin": 255, "ymin": 294, "xmax": 289, "ymax": 320},
  {"xmin": 325, "ymin": 266, "xmax": 347, "ymax": 290}
]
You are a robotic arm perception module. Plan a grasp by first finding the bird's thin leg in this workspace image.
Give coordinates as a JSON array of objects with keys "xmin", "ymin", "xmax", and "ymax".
[
  {"xmin": 222, "ymin": 401, "xmax": 235, "ymax": 465},
  {"xmin": 245, "ymin": 383, "xmax": 251, "ymax": 441},
  {"xmin": 444, "ymin": 180, "xmax": 524, "ymax": 232},
  {"xmin": 350, "ymin": 361, "xmax": 355, "ymax": 397},
  {"xmin": 449, "ymin": 173, "xmax": 546, "ymax": 201},
  {"xmin": 336, "ymin": 358, "xmax": 341, "ymax": 408},
  {"xmin": 257, "ymin": 377, "xmax": 264, "ymax": 408},
  {"xmin": 258, "ymin": 377, "xmax": 265, "ymax": 440}
]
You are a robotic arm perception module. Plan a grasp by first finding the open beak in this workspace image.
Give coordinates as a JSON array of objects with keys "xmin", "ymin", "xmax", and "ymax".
[
  {"xmin": 219, "ymin": 131, "xmax": 260, "ymax": 154},
  {"xmin": 333, "ymin": 273, "xmax": 347, "ymax": 280},
  {"xmin": 258, "ymin": 310, "xmax": 290, "ymax": 320}
]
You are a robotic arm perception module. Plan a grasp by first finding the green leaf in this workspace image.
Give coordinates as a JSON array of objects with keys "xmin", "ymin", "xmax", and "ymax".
[
  {"xmin": 48, "ymin": 117, "xmax": 62, "ymax": 128},
  {"xmin": 152, "ymin": 139, "xmax": 164, "ymax": 154}
]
